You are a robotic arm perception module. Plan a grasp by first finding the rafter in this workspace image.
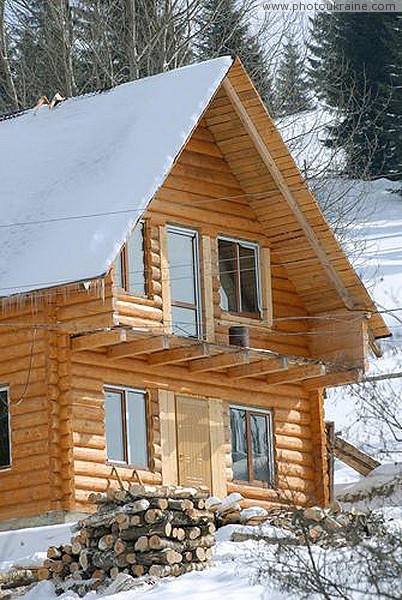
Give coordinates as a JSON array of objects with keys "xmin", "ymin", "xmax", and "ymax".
[
  {"xmin": 107, "ymin": 335, "xmax": 169, "ymax": 360},
  {"xmin": 303, "ymin": 369, "xmax": 362, "ymax": 390},
  {"xmin": 71, "ymin": 329, "xmax": 128, "ymax": 352},
  {"xmin": 227, "ymin": 356, "xmax": 288, "ymax": 379},
  {"xmin": 189, "ymin": 349, "xmax": 250, "ymax": 373},
  {"xmin": 266, "ymin": 364, "xmax": 325, "ymax": 386},
  {"xmin": 148, "ymin": 343, "xmax": 210, "ymax": 366}
]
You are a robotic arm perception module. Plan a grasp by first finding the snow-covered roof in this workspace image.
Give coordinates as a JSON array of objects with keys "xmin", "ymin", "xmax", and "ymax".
[{"xmin": 0, "ymin": 57, "xmax": 233, "ymax": 297}]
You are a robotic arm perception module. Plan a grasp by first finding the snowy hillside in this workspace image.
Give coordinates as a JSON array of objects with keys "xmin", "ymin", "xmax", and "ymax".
[
  {"xmin": 324, "ymin": 179, "xmax": 402, "ymax": 476},
  {"xmin": 276, "ymin": 107, "xmax": 402, "ymax": 481}
]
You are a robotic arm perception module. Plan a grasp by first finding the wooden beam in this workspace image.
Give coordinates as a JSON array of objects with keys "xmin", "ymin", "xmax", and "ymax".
[
  {"xmin": 189, "ymin": 350, "xmax": 250, "ymax": 373},
  {"xmin": 261, "ymin": 246, "xmax": 273, "ymax": 326},
  {"xmin": 222, "ymin": 77, "xmax": 357, "ymax": 310},
  {"xmin": 208, "ymin": 398, "xmax": 227, "ymax": 498},
  {"xmin": 303, "ymin": 369, "xmax": 362, "ymax": 390},
  {"xmin": 334, "ymin": 435, "xmax": 380, "ymax": 476},
  {"xmin": 266, "ymin": 363, "xmax": 325, "ymax": 386},
  {"xmin": 227, "ymin": 356, "xmax": 288, "ymax": 379},
  {"xmin": 159, "ymin": 225, "xmax": 172, "ymax": 334},
  {"xmin": 159, "ymin": 389, "xmax": 178, "ymax": 485},
  {"xmin": 148, "ymin": 343, "xmax": 210, "ymax": 366},
  {"xmin": 107, "ymin": 335, "xmax": 169, "ymax": 360},
  {"xmin": 201, "ymin": 235, "xmax": 215, "ymax": 343},
  {"xmin": 71, "ymin": 329, "xmax": 127, "ymax": 352}
]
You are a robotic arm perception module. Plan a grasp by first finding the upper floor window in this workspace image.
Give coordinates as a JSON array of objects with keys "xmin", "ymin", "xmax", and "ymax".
[
  {"xmin": 0, "ymin": 388, "xmax": 11, "ymax": 469},
  {"xmin": 167, "ymin": 225, "xmax": 202, "ymax": 338},
  {"xmin": 218, "ymin": 237, "xmax": 261, "ymax": 317},
  {"xmin": 115, "ymin": 223, "xmax": 146, "ymax": 296},
  {"xmin": 230, "ymin": 405, "xmax": 275, "ymax": 486},
  {"xmin": 104, "ymin": 386, "xmax": 148, "ymax": 469}
]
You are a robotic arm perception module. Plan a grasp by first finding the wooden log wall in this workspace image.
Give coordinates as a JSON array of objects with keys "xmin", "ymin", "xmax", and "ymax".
[
  {"xmin": 0, "ymin": 293, "xmax": 82, "ymax": 522},
  {"xmin": 113, "ymin": 221, "xmax": 164, "ymax": 331},
  {"xmin": 70, "ymin": 347, "xmax": 318, "ymax": 509},
  {"xmin": 69, "ymin": 356, "xmax": 163, "ymax": 512},
  {"xmin": 144, "ymin": 118, "xmax": 312, "ymax": 356},
  {"xmin": 45, "ymin": 319, "xmax": 75, "ymax": 512},
  {"xmin": 0, "ymin": 309, "xmax": 52, "ymax": 521}
]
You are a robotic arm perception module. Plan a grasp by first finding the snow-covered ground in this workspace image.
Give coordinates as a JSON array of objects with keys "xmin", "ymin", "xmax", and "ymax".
[
  {"xmin": 1, "ymin": 491, "xmax": 401, "ymax": 600},
  {"xmin": 0, "ymin": 523, "xmax": 73, "ymax": 573}
]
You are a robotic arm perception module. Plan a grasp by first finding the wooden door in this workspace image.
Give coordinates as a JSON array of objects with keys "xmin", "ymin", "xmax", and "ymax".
[{"xmin": 176, "ymin": 395, "xmax": 212, "ymax": 489}]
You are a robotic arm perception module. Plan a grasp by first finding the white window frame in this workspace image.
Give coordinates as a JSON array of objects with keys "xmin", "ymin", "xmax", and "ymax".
[
  {"xmin": 104, "ymin": 385, "xmax": 149, "ymax": 469},
  {"xmin": 166, "ymin": 224, "xmax": 203, "ymax": 338},
  {"xmin": 229, "ymin": 404, "xmax": 275, "ymax": 487},
  {"xmin": 217, "ymin": 235, "xmax": 262, "ymax": 317},
  {"xmin": 0, "ymin": 386, "xmax": 11, "ymax": 470}
]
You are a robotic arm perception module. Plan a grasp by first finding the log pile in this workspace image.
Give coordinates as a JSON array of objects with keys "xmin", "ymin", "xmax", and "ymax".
[
  {"xmin": 206, "ymin": 493, "xmax": 269, "ymax": 527},
  {"xmin": 38, "ymin": 485, "xmax": 216, "ymax": 594}
]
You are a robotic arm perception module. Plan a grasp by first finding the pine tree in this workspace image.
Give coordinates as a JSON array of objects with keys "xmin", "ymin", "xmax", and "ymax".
[
  {"xmin": 275, "ymin": 38, "xmax": 311, "ymax": 116},
  {"xmin": 196, "ymin": 0, "xmax": 275, "ymax": 111},
  {"xmin": 309, "ymin": 13, "xmax": 402, "ymax": 180}
]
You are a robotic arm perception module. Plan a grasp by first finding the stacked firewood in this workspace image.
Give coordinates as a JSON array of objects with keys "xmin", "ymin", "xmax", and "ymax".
[
  {"xmin": 38, "ymin": 485, "xmax": 216, "ymax": 591},
  {"xmin": 207, "ymin": 492, "xmax": 268, "ymax": 527}
]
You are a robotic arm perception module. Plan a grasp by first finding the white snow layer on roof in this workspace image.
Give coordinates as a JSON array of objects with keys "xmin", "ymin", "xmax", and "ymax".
[{"xmin": 0, "ymin": 57, "xmax": 233, "ymax": 297}]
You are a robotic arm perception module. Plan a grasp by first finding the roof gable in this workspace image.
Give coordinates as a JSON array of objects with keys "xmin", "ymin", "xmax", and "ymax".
[
  {"xmin": 0, "ymin": 57, "xmax": 233, "ymax": 297},
  {"xmin": 202, "ymin": 60, "xmax": 389, "ymax": 339}
]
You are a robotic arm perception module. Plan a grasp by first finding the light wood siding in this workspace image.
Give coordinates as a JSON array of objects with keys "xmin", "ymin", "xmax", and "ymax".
[
  {"xmin": 208, "ymin": 398, "xmax": 227, "ymax": 498},
  {"xmin": 158, "ymin": 389, "xmax": 178, "ymax": 485}
]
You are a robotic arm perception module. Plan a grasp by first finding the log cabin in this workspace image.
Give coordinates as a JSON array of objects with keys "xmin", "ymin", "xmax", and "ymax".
[{"xmin": 0, "ymin": 56, "xmax": 390, "ymax": 528}]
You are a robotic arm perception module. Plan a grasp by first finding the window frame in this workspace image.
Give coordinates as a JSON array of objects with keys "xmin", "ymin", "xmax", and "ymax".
[
  {"xmin": 115, "ymin": 221, "xmax": 148, "ymax": 297},
  {"xmin": 0, "ymin": 386, "xmax": 11, "ymax": 470},
  {"xmin": 104, "ymin": 385, "xmax": 149, "ymax": 470},
  {"xmin": 229, "ymin": 404, "xmax": 275, "ymax": 488},
  {"xmin": 166, "ymin": 224, "xmax": 203, "ymax": 339},
  {"xmin": 217, "ymin": 235, "xmax": 262, "ymax": 319}
]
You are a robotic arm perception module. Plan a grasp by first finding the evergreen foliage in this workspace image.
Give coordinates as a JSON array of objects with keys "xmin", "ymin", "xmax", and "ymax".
[
  {"xmin": 196, "ymin": 0, "xmax": 275, "ymax": 111},
  {"xmin": 9, "ymin": 0, "xmax": 76, "ymax": 107},
  {"xmin": 309, "ymin": 13, "xmax": 402, "ymax": 180},
  {"xmin": 75, "ymin": 0, "xmax": 193, "ymax": 91},
  {"xmin": 275, "ymin": 38, "xmax": 311, "ymax": 116},
  {"xmin": 0, "ymin": 0, "xmax": 194, "ymax": 112}
]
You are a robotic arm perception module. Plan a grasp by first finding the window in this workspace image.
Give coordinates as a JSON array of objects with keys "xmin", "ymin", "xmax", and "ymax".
[
  {"xmin": 167, "ymin": 225, "xmax": 202, "ymax": 338},
  {"xmin": 230, "ymin": 406, "xmax": 275, "ymax": 486},
  {"xmin": 0, "ymin": 388, "xmax": 11, "ymax": 469},
  {"xmin": 218, "ymin": 237, "xmax": 261, "ymax": 316},
  {"xmin": 104, "ymin": 386, "xmax": 148, "ymax": 468},
  {"xmin": 115, "ymin": 223, "xmax": 146, "ymax": 295}
]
